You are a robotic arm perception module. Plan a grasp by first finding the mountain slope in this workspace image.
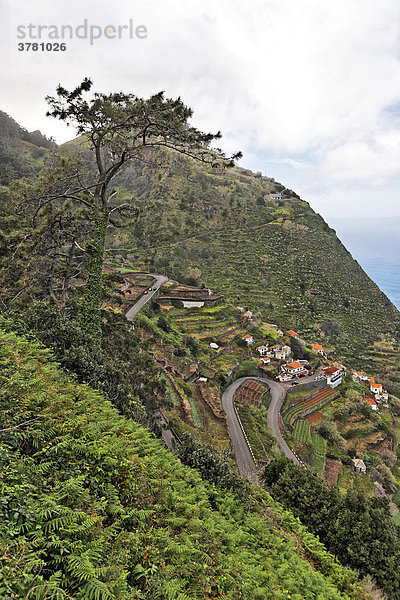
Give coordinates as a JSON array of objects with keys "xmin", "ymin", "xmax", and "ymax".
[
  {"xmin": 0, "ymin": 110, "xmax": 54, "ymax": 184},
  {"xmin": 104, "ymin": 147, "xmax": 400, "ymax": 365},
  {"xmin": 0, "ymin": 327, "xmax": 368, "ymax": 600}
]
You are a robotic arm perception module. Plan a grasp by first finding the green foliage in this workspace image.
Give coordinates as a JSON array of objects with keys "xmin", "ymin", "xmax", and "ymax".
[
  {"xmin": 293, "ymin": 419, "xmax": 311, "ymax": 444},
  {"xmin": 111, "ymin": 148, "xmax": 400, "ymax": 365},
  {"xmin": 0, "ymin": 302, "xmax": 163, "ymax": 425},
  {"xmin": 263, "ymin": 458, "xmax": 400, "ymax": 599},
  {"xmin": 0, "ymin": 329, "xmax": 367, "ymax": 599}
]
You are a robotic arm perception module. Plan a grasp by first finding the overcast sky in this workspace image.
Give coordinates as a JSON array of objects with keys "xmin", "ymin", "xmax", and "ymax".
[{"xmin": 2, "ymin": 0, "xmax": 400, "ymax": 219}]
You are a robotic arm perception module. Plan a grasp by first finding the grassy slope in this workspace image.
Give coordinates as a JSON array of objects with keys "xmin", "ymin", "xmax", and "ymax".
[
  {"xmin": 104, "ymin": 148, "xmax": 400, "ymax": 367},
  {"xmin": 0, "ymin": 328, "xmax": 368, "ymax": 600}
]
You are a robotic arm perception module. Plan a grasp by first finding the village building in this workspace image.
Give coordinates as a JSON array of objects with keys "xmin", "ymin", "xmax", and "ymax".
[
  {"xmin": 256, "ymin": 345, "xmax": 269, "ymax": 356},
  {"xmin": 353, "ymin": 371, "xmax": 364, "ymax": 382},
  {"xmin": 242, "ymin": 333, "xmax": 254, "ymax": 346},
  {"xmin": 209, "ymin": 342, "xmax": 219, "ymax": 350},
  {"xmin": 312, "ymin": 343, "xmax": 325, "ymax": 355},
  {"xmin": 259, "ymin": 357, "xmax": 271, "ymax": 366},
  {"xmin": 242, "ymin": 310, "xmax": 253, "ymax": 320},
  {"xmin": 286, "ymin": 330, "xmax": 299, "ymax": 339},
  {"xmin": 365, "ymin": 397, "xmax": 378, "ymax": 411},
  {"xmin": 353, "ymin": 458, "xmax": 367, "ymax": 474},
  {"xmin": 269, "ymin": 192, "xmax": 283, "ymax": 201},
  {"xmin": 269, "ymin": 344, "xmax": 291, "ymax": 360},
  {"xmin": 370, "ymin": 381, "xmax": 383, "ymax": 395},
  {"xmin": 283, "ymin": 361, "xmax": 308, "ymax": 377},
  {"xmin": 323, "ymin": 366, "xmax": 343, "ymax": 388}
]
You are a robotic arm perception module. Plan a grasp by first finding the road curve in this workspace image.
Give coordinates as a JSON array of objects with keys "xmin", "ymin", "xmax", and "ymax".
[
  {"xmin": 222, "ymin": 377, "xmax": 299, "ymax": 473},
  {"xmin": 126, "ymin": 274, "xmax": 168, "ymax": 320},
  {"xmin": 265, "ymin": 379, "xmax": 299, "ymax": 464},
  {"xmin": 123, "ymin": 275, "xmax": 299, "ymax": 469},
  {"xmin": 221, "ymin": 378, "xmax": 258, "ymax": 478}
]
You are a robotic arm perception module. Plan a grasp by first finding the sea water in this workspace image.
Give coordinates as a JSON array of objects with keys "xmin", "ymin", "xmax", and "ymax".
[{"xmin": 329, "ymin": 218, "xmax": 400, "ymax": 311}]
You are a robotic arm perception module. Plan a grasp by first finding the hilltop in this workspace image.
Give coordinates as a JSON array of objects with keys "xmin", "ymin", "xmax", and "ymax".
[
  {"xmin": 97, "ymin": 145, "xmax": 400, "ymax": 369},
  {"xmin": 0, "ymin": 110, "xmax": 54, "ymax": 184}
]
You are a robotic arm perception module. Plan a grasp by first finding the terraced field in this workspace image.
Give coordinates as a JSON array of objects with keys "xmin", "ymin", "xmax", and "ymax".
[
  {"xmin": 293, "ymin": 419, "xmax": 311, "ymax": 444},
  {"xmin": 284, "ymin": 388, "xmax": 338, "ymax": 426},
  {"xmin": 235, "ymin": 380, "xmax": 269, "ymax": 407}
]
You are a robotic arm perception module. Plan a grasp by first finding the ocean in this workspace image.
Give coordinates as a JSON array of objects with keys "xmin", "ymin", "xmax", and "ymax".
[{"xmin": 329, "ymin": 217, "xmax": 400, "ymax": 311}]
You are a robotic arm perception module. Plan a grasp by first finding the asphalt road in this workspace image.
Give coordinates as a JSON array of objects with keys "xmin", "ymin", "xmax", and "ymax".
[
  {"xmin": 125, "ymin": 274, "xmax": 168, "ymax": 321},
  {"xmin": 124, "ymin": 274, "xmax": 300, "ymax": 470},
  {"xmin": 265, "ymin": 379, "xmax": 300, "ymax": 464},
  {"xmin": 223, "ymin": 376, "xmax": 300, "ymax": 475},
  {"xmin": 221, "ymin": 378, "xmax": 258, "ymax": 478}
]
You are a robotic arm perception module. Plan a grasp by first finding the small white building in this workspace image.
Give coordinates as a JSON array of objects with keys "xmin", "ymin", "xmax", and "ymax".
[
  {"xmin": 284, "ymin": 361, "xmax": 308, "ymax": 376},
  {"xmin": 257, "ymin": 345, "xmax": 269, "ymax": 356},
  {"xmin": 259, "ymin": 357, "xmax": 271, "ymax": 366},
  {"xmin": 270, "ymin": 192, "xmax": 283, "ymax": 201},
  {"xmin": 365, "ymin": 397, "xmax": 378, "ymax": 411},
  {"xmin": 370, "ymin": 382, "xmax": 383, "ymax": 395},
  {"xmin": 209, "ymin": 343, "xmax": 219, "ymax": 350},
  {"xmin": 323, "ymin": 366, "xmax": 342, "ymax": 388},
  {"xmin": 312, "ymin": 344, "xmax": 325, "ymax": 355},
  {"xmin": 242, "ymin": 333, "xmax": 254, "ymax": 346},
  {"xmin": 353, "ymin": 371, "xmax": 364, "ymax": 383},
  {"xmin": 271, "ymin": 344, "xmax": 291, "ymax": 360},
  {"xmin": 353, "ymin": 458, "xmax": 367, "ymax": 474}
]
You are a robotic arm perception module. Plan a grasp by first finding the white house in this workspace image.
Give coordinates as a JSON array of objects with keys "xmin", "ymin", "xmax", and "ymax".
[
  {"xmin": 353, "ymin": 458, "xmax": 367, "ymax": 474},
  {"xmin": 270, "ymin": 192, "xmax": 283, "ymax": 201},
  {"xmin": 370, "ymin": 382, "xmax": 383, "ymax": 395},
  {"xmin": 257, "ymin": 345, "xmax": 269, "ymax": 356},
  {"xmin": 271, "ymin": 344, "xmax": 291, "ymax": 360},
  {"xmin": 365, "ymin": 397, "xmax": 378, "ymax": 411},
  {"xmin": 323, "ymin": 366, "xmax": 342, "ymax": 388},
  {"xmin": 209, "ymin": 342, "xmax": 219, "ymax": 350},
  {"xmin": 312, "ymin": 344, "xmax": 324, "ymax": 355},
  {"xmin": 283, "ymin": 361, "xmax": 308, "ymax": 377},
  {"xmin": 353, "ymin": 371, "xmax": 364, "ymax": 383},
  {"xmin": 259, "ymin": 357, "xmax": 271, "ymax": 366},
  {"xmin": 242, "ymin": 333, "xmax": 254, "ymax": 346}
]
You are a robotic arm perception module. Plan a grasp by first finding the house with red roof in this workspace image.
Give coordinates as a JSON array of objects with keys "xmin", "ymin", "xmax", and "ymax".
[
  {"xmin": 286, "ymin": 330, "xmax": 299, "ymax": 339},
  {"xmin": 323, "ymin": 366, "xmax": 343, "ymax": 388},
  {"xmin": 259, "ymin": 357, "xmax": 271, "ymax": 366},
  {"xmin": 242, "ymin": 333, "xmax": 254, "ymax": 346},
  {"xmin": 312, "ymin": 343, "xmax": 324, "ymax": 355},
  {"xmin": 365, "ymin": 397, "xmax": 378, "ymax": 411},
  {"xmin": 370, "ymin": 381, "xmax": 382, "ymax": 395},
  {"xmin": 283, "ymin": 361, "xmax": 308, "ymax": 377},
  {"xmin": 353, "ymin": 371, "xmax": 364, "ymax": 382}
]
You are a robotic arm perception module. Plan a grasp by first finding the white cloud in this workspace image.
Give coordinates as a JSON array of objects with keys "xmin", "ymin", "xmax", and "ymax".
[{"xmin": 2, "ymin": 0, "xmax": 400, "ymax": 216}]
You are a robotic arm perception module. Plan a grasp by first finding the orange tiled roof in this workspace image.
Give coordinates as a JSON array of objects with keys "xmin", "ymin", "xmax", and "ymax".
[
  {"xmin": 286, "ymin": 330, "xmax": 299, "ymax": 337},
  {"xmin": 242, "ymin": 334, "xmax": 253, "ymax": 339},
  {"xmin": 366, "ymin": 397, "xmax": 377, "ymax": 406},
  {"xmin": 312, "ymin": 344, "xmax": 324, "ymax": 350},
  {"xmin": 287, "ymin": 361, "xmax": 303, "ymax": 369},
  {"xmin": 323, "ymin": 366, "xmax": 340, "ymax": 375}
]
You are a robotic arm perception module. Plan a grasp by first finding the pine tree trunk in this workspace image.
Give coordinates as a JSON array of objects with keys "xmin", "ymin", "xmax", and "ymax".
[{"xmin": 81, "ymin": 209, "xmax": 107, "ymax": 339}]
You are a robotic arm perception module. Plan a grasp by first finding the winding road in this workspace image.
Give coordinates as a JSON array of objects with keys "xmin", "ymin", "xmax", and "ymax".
[
  {"xmin": 222, "ymin": 377, "xmax": 299, "ymax": 478},
  {"xmin": 125, "ymin": 274, "xmax": 168, "ymax": 321},
  {"xmin": 123, "ymin": 272, "xmax": 299, "ymax": 474}
]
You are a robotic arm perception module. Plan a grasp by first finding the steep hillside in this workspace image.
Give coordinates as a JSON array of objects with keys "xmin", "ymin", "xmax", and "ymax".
[
  {"xmin": 0, "ymin": 327, "xmax": 368, "ymax": 600},
  {"xmin": 0, "ymin": 110, "xmax": 54, "ymax": 184},
  {"xmin": 102, "ymin": 147, "xmax": 400, "ymax": 365}
]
